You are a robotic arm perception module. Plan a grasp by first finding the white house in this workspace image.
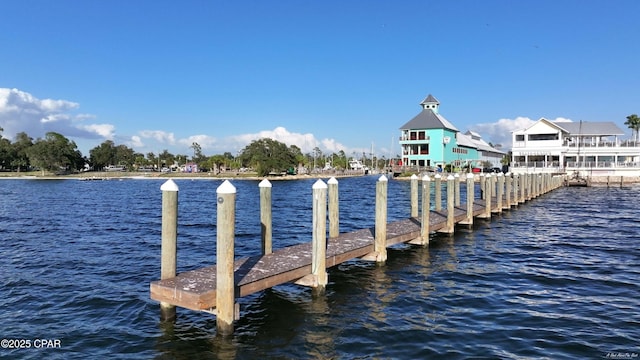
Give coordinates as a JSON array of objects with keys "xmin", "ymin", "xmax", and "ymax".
[{"xmin": 511, "ymin": 118, "xmax": 640, "ymax": 176}]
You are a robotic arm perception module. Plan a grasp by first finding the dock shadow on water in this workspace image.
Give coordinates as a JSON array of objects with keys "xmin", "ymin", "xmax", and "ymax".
[{"xmin": 0, "ymin": 178, "xmax": 638, "ymax": 359}]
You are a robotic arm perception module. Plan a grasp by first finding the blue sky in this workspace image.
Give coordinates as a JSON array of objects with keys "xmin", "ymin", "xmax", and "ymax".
[{"xmin": 1, "ymin": 0, "xmax": 639, "ymax": 159}]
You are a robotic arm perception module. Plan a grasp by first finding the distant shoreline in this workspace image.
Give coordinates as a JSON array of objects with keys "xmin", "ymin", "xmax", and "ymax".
[{"xmin": 0, "ymin": 171, "xmax": 367, "ymax": 181}]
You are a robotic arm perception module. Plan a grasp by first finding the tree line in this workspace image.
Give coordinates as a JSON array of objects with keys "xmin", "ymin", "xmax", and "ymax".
[{"xmin": 0, "ymin": 129, "xmax": 386, "ymax": 177}]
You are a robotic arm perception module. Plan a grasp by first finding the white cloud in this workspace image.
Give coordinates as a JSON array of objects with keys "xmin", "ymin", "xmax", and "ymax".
[
  {"xmin": 130, "ymin": 135, "xmax": 144, "ymax": 148},
  {"xmin": 138, "ymin": 130, "xmax": 176, "ymax": 144},
  {"xmin": 79, "ymin": 124, "xmax": 116, "ymax": 138},
  {"xmin": 225, "ymin": 126, "xmax": 349, "ymax": 154},
  {"xmin": 0, "ymin": 88, "xmax": 112, "ymax": 141}
]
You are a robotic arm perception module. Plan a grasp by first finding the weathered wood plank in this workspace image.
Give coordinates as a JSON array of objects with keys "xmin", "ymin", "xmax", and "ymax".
[{"xmin": 150, "ymin": 201, "xmax": 498, "ymax": 311}]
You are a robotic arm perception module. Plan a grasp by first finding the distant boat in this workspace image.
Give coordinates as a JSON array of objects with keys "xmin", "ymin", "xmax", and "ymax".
[{"xmin": 349, "ymin": 159, "xmax": 369, "ymax": 174}]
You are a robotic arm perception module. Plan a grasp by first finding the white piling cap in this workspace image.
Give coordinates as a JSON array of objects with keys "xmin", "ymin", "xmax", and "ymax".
[
  {"xmin": 435, "ymin": 174, "xmax": 442, "ymax": 179},
  {"xmin": 328, "ymin": 177, "xmax": 338, "ymax": 184},
  {"xmin": 447, "ymin": 175, "xmax": 455, "ymax": 180},
  {"xmin": 259, "ymin": 179, "xmax": 272, "ymax": 188},
  {"xmin": 217, "ymin": 179, "xmax": 236, "ymax": 194},
  {"xmin": 466, "ymin": 173, "xmax": 474, "ymax": 179},
  {"xmin": 454, "ymin": 173, "xmax": 460, "ymax": 178},
  {"xmin": 160, "ymin": 179, "xmax": 179, "ymax": 192},
  {"xmin": 313, "ymin": 179, "xmax": 327, "ymax": 189},
  {"xmin": 377, "ymin": 175, "xmax": 388, "ymax": 182},
  {"xmin": 422, "ymin": 174, "xmax": 431, "ymax": 182},
  {"xmin": 411, "ymin": 174, "xmax": 418, "ymax": 180}
]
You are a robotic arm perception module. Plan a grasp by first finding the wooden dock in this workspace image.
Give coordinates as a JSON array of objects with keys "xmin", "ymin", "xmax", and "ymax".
[{"xmin": 150, "ymin": 172, "xmax": 565, "ymax": 334}]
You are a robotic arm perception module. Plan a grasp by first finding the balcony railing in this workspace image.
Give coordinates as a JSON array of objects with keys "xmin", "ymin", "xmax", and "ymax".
[
  {"xmin": 511, "ymin": 161, "xmax": 640, "ymax": 169},
  {"xmin": 399, "ymin": 136, "xmax": 430, "ymax": 141}
]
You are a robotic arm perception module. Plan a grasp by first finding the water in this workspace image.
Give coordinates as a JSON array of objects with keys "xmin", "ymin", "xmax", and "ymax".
[{"xmin": 1, "ymin": 176, "xmax": 638, "ymax": 359}]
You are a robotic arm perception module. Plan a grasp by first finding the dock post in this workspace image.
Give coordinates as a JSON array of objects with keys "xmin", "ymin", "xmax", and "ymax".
[
  {"xmin": 520, "ymin": 173, "xmax": 526, "ymax": 203},
  {"xmin": 505, "ymin": 173, "xmax": 512, "ymax": 209},
  {"xmin": 454, "ymin": 173, "xmax": 461, "ymax": 207},
  {"xmin": 462, "ymin": 173, "xmax": 474, "ymax": 225},
  {"xmin": 419, "ymin": 174, "xmax": 431, "ymax": 244},
  {"xmin": 328, "ymin": 177, "xmax": 339, "ymax": 238},
  {"xmin": 410, "ymin": 174, "xmax": 431, "ymax": 246},
  {"xmin": 512, "ymin": 173, "xmax": 519, "ymax": 206},
  {"xmin": 312, "ymin": 180, "xmax": 328, "ymax": 289},
  {"xmin": 259, "ymin": 179, "xmax": 272, "ymax": 255},
  {"xmin": 495, "ymin": 173, "xmax": 503, "ymax": 213},
  {"xmin": 442, "ymin": 174, "xmax": 455, "ymax": 234},
  {"xmin": 374, "ymin": 175, "xmax": 388, "ymax": 263},
  {"xmin": 480, "ymin": 174, "xmax": 486, "ymax": 200},
  {"xmin": 410, "ymin": 174, "xmax": 418, "ymax": 218},
  {"xmin": 216, "ymin": 180, "xmax": 237, "ymax": 336},
  {"xmin": 160, "ymin": 179, "xmax": 179, "ymax": 321},
  {"xmin": 481, "ymin": 175, "xmax": 492, "ymax": 219},
  {"xmin": 435, "ymin": 174, "xmax": 442, "ymax": 211}
]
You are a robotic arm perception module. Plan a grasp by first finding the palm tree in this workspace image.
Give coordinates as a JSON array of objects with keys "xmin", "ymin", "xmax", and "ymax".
[{"xmin": 624, "ymin": 114, "xmax": 640, "ymax": 144}]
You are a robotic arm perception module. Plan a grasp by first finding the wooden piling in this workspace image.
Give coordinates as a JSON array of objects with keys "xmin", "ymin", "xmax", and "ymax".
[
  {"xmin": 419, "ymin": 174, "xmax": 431, "ymax": 244},
  {"xmin": 480, "ymin": 175, "xmax": 492, "ymax": 219},
  {"xmin": 216, "ymin": 180, "xmax": 237, "ymax": 336},
  {"xmin": 454, "ymin": 173, "xmax": 461, "ymax": 207},
  {"xmin": 328, "ymin": 177, "xmax": 339, "ymax": 238},
  {"xmin": 435, "ymin": 174, "xmax": 442, "ymax": 211},
  {"xmin": 259, "ymin": 179, "xmax": 272, "ymax": 255},
  {"xmin": 520, "ymin": 173, "xmax": 526, "ymax": 204},
  {"xmin": 311, "ymin": 180, "xmax": 328, "ymax": 289},
  {"xmin": 374, "ymin": 175, "xmax": 388, "ymax": 263},
  {"xmin": 442, "ymin": 175, "xmax": 455, "ymax": 233},
  {"xmin": 496, "ymin": 173, "xmax": 503, "ymax": 213},
  {"xmin": 461, "ymin": 173, "xmax": 474, "ymax": 225},
  {"xmin": 410, "ymin": 174, "xmax": 418, "ymax": 218},
  {"xmin": 511, "ymin": 174, "xmax": 520, "ymax": 206},
  {"xmin": 160, "ymin": 179, "xmax": 179, "ymax": 321},
  {"xmin": 504, "ymin": 173, "xmax": 511, "ymax": 209}
]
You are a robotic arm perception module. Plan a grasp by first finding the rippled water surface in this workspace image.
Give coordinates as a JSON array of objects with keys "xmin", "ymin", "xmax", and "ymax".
[{"xmin": 1, "ymin": 176, "xmax": 638, "ymax": 359}]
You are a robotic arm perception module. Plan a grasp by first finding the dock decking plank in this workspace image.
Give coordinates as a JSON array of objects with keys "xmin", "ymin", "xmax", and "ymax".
[{"xmin": 150, "ymin": 198, "xmax": 505, "ymax": 311}]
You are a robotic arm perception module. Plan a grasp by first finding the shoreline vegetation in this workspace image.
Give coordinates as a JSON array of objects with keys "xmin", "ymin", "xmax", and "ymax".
[{"xmin": 0, "ymin": 170, "xmax": 369, "ymax": 181}]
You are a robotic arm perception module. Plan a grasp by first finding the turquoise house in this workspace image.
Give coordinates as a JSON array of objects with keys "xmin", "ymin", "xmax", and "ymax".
[{"xmin": 399, "ymin": 94, "xmax": 499, "ymax": 170}]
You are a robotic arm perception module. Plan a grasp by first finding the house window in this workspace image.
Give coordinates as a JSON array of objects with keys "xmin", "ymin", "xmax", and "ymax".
[
  {"xmin": 515, "ymin": 135, "xmax": 525, "ymax": 141},
  {"xmin": 528, "ymin": 133, "xmax": 559, "ymax": 141}
]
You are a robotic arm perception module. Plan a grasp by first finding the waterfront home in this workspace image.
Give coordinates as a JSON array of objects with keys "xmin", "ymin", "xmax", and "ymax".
[
  {"xmin": 399, "ymin": 94, "xmax": 504, "ymax": 171},
  {"xmin": 510, "ymin": 118, "xmax": 640, "ymax": 177}
]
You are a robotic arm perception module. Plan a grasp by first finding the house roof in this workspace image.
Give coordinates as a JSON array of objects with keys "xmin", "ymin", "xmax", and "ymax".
[
  {"xmin": 456, "ymin": 132, "xmax": 476, "ymax": 148},
  {"xmin": 555, "ymin": 121, "xmax": 625, "ymax": 136},
  {"xmin": 420, "ymin": 94, "xmax": 439, "ymax": 105},
  {"xmin": 399, "ymin": 109, "xmax": 459, "ymax": 131},
  {"xmin": 458, "ymin": 131, "xmax": 506, "ymax": 154}
]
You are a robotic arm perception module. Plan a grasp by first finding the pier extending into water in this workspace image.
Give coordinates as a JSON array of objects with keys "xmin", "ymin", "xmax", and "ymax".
[{"xmin": 150, "ymin": 172, "xmax": 565, "ymax": 335}]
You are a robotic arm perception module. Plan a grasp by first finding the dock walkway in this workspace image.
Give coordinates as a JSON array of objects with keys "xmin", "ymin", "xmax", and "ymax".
[{"xmin": 150, "ymin": 172, "xmax": 565, "ymax": 334}]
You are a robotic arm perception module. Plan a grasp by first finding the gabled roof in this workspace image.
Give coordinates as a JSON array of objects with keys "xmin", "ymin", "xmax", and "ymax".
[
  {"xmin": 458, "ymin": 131, "xmax": 506, "ymax": 154},
  {"xmin": 399, "ymin": 109, "xmax": 459, "ymax": 131},
  {"xmin": 555, "ymin": 121, "xmax": 625, "ymax": 136},
  {"xmin": 456, "ymin": 132, "xmax": 477, "ymax": 148}
]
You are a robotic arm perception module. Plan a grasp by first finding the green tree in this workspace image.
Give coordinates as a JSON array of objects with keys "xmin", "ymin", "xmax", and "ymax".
[
  {"xmin": 11, "ymin": 132, "xmax": 34, "ymax": 172},
  {"xmin": 28, "ymin": 132, "xmax": 83, "ymax": 172},
  {"xmin": 0, "ymin": 127, "xmax": 12, "ymax": 170},
  {"xmin": 238, "ymin": 138, "xmax": 297, "ymax": 176},
  {"xmin": 114, "ymin": 144, "xmax": 136, "ymax": 169},
  {"xmin": 624, "ymin": 114, "xmax": 640, "ymax": 143},
  {"xmin": 159, "ymin": 149, "xmax": 175, "ymax": 168},
  {"xmin": 89, "ymin": 140, "xmax": 117, "ymax": 169}
]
